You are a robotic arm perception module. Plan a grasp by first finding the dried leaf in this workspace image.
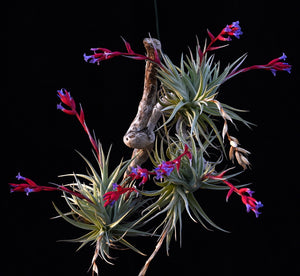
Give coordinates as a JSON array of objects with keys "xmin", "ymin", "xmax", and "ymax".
[
  {"xmin": 229, "ymin": 146, "xmax": 234, "ymax": 161},
  {"xmin": 236, "ymin": 147, "xmax": 250, "ymax": 155},
  {"xmin": 222, "ymin": 121, "xmax": 228, "ymax": 141}
]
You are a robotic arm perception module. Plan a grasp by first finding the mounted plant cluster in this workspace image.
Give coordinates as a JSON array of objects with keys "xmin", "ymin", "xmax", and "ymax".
[{"xmin": 10, "ymin": 21, "xmax": 291, "ymax": 275}]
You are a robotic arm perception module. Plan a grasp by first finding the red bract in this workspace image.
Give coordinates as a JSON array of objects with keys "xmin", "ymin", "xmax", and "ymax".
[
  {"xmin": 171, "ymin": 144, "xmax": 192, "ymax": 173},
  {"xmin": 84, "ymin": 38, "xmax": 161, "ymax": 66},
  {"xmin": 154, "ymin": 161, "xmax": 176, "ymax": 180},
  {"xmin": 204, "ymin": 171, "xmax": 263, "ymax": 218},
  {"xmin": 103, "ymin": 184, "xmax": 137, "ymax": 207},
  {"xmin": 129, "ymin": 166, "xmax": 155, "ymax": 186},
  {"xmin": 57, "ymin": 89, "xmax": 76, "ymax": 114},
  {"xmin": 155, "ymin": 144, "xmax": 192, "ymax": 179}
]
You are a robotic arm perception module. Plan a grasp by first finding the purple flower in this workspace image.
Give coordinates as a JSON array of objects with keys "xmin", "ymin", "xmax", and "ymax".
[
  {"xmin": 154, "ymin": 145, "xmax": 192, "ymax": 180},
  {"xmin": 154, "ymin": 161, "xmax": 175, "ymax": 180},
  {"xmin": 219, "ymin": 21, "xmax": 243, "ymax": 41},
  {"xmin": 128, "ymin": 166, "xmax": 154, "ymax": 185},
  {"xmin": 279, "ymin": 53, "xmax": 287, "ymax": 61},
  {"xmin": 16, "ymin": 172, "xmax": 26, "ymax": 181},
  {"xmin": 24, "ymin": 187, "xmax": 34, "ymax": 196},
  {"xmin": 112, "ymin": 183, "xmax": 118, "ymax": 190},
  {"xmin": 83, "ymin": 53, "xmax": 98, "ymax": 64}
]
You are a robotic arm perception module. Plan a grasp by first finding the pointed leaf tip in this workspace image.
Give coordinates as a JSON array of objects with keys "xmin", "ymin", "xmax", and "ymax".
[{"xmin": 207, "ymin": 29, "xmax": 215, "ymax": 41}]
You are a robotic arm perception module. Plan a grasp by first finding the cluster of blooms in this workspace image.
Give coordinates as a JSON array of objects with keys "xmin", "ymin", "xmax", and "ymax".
[
  {"xmin": 103, "ymin": 145, "xmax": 193, "ymax": 207},
  {"xmin": 130, "ymin": 144, "xmax": 192, "ymax": 182},
  {"xmin": 102, "ymin": 142, "xmax": 263, "ymax": 218},
  {"xmin": 154, "ymin": 144, "xmax": 192, "ymax": 179},
  {"xmin": 103, "ymin": 183, "xmax": 137, "ymax": 207},
  {"xmin": 10, "ymin": 20, "xmax": 292, "ymax": 223},
  {"xmin": 189, "ymin": 21, "xmax": 291, "ymax": 78},
  {"xmin": 199, "ymin": 21, "xmax": 243, "ymax": 59},
  {"xmin": 83, "ymin": 21, "xmax": 291, "ymax": 78},
  {"xmin": 9, "ymin": 173, "xmax": 91, "ymax": 202},
  {"xmin": 84, "ymin": 24, "xmax": 291, "ymax": 79},
  {"xmin": 9, "ymin": 21, "xmax": 293, "ymax": 276},
  {"xmin": 204, "ymin": 170, "xmax": 263, "ymax": 218}
]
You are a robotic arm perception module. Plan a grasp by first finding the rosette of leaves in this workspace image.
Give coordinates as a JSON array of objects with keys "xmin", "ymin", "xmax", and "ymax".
[
  {"xmin": 53, "ymin": 145, "xmax": 150, "ymax": 275},
  {"xmin": 157, "ymin": 46, "xmax": 251, "ymax": 151}
]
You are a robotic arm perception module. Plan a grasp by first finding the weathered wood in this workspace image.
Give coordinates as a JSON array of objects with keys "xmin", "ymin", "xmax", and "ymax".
[{"xmin": 123, "ymin": 38, "xmax": 162, "ymax": 179}]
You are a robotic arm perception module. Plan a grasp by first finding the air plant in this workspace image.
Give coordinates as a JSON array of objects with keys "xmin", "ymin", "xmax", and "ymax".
[
  {"xmin": 53, "ymin": 148, "xmax": 149, "ymax": 275},
  {"xmin": 10, "ymin": 21, "xmax": 291, "ymax": 275}
]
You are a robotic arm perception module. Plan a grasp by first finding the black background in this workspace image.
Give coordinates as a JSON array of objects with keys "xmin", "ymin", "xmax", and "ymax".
[{"xmin": 4, "ymin": 1, "xmax": 299, "ymax": 275}]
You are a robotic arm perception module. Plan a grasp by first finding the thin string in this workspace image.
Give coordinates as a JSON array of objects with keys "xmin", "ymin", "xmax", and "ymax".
[{"xmin": 153, "ymin": 0, "xmax": 160, "ymax": 41}]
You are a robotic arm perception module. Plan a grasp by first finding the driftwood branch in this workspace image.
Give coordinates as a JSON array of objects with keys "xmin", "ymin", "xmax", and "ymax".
[{"xmin": 123, "ymin": 38, "xmax": 162, "ymax": 179}]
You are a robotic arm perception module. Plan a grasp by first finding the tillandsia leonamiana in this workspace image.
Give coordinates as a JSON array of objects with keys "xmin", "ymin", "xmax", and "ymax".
[{"xmin": 10, "ymin": 21, "xmax": 291, "ymax": 276}]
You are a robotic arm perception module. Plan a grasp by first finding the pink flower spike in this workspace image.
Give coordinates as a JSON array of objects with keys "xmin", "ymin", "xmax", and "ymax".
[
  {"xmin": 10, "ymin": 174, "xmax": 57, "ymax": 195},
  {"xmin": 56, "ymin": 88, "xmax": 100, "ymax": 161},
  {"xmin": 84, "ymin": 38, "xmax": 162, "ymax": 67},
  {"xmin": 103, "ymin": 184, "xmax": 137, "ymax": 207},
  {"xmin": 228, "ymin": 53, "xmax": 292, "ymax": 78},
  {"xmin": 10, "ymin": 173, "xmax": 91, "ymax": 201},
  {"xmin": 201, "ymin": 21, "xmax": 242, "ymax": 60},
  {"xmin": 204, "ymin": 171, "xmax": 263, "ymax": 217}
]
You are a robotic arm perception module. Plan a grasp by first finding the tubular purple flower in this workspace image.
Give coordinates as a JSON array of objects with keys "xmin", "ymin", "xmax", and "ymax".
[
  {"xmin": 16, "ymin": 172, "xmax": 26, "ymax": 181},
  {"xmin": 83, "ymin": 53, "xmax": 98, "ymax": 64},
  {"xmin": 279, "ymin": 53, "xmax": 287, "ymax": 61},
  {"xmin": 24, "ymin": 187, "xmax": 34, "ymax": 196},
  {"xmin": 218, "ymin": 21, "xmax": 243, "ymax": 41},
  {"xmin": 154, "ymin": 161, "xmax": 175, "ymax": 180},
  {"xmin": 112, "ymin": 183, "xmax": 118, "ymax": 190}
]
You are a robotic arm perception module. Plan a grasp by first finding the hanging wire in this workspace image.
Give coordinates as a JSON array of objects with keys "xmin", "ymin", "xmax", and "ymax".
[{"xmin": 153, "ymin": 0, "xmax": 161, "ymax": 41}]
